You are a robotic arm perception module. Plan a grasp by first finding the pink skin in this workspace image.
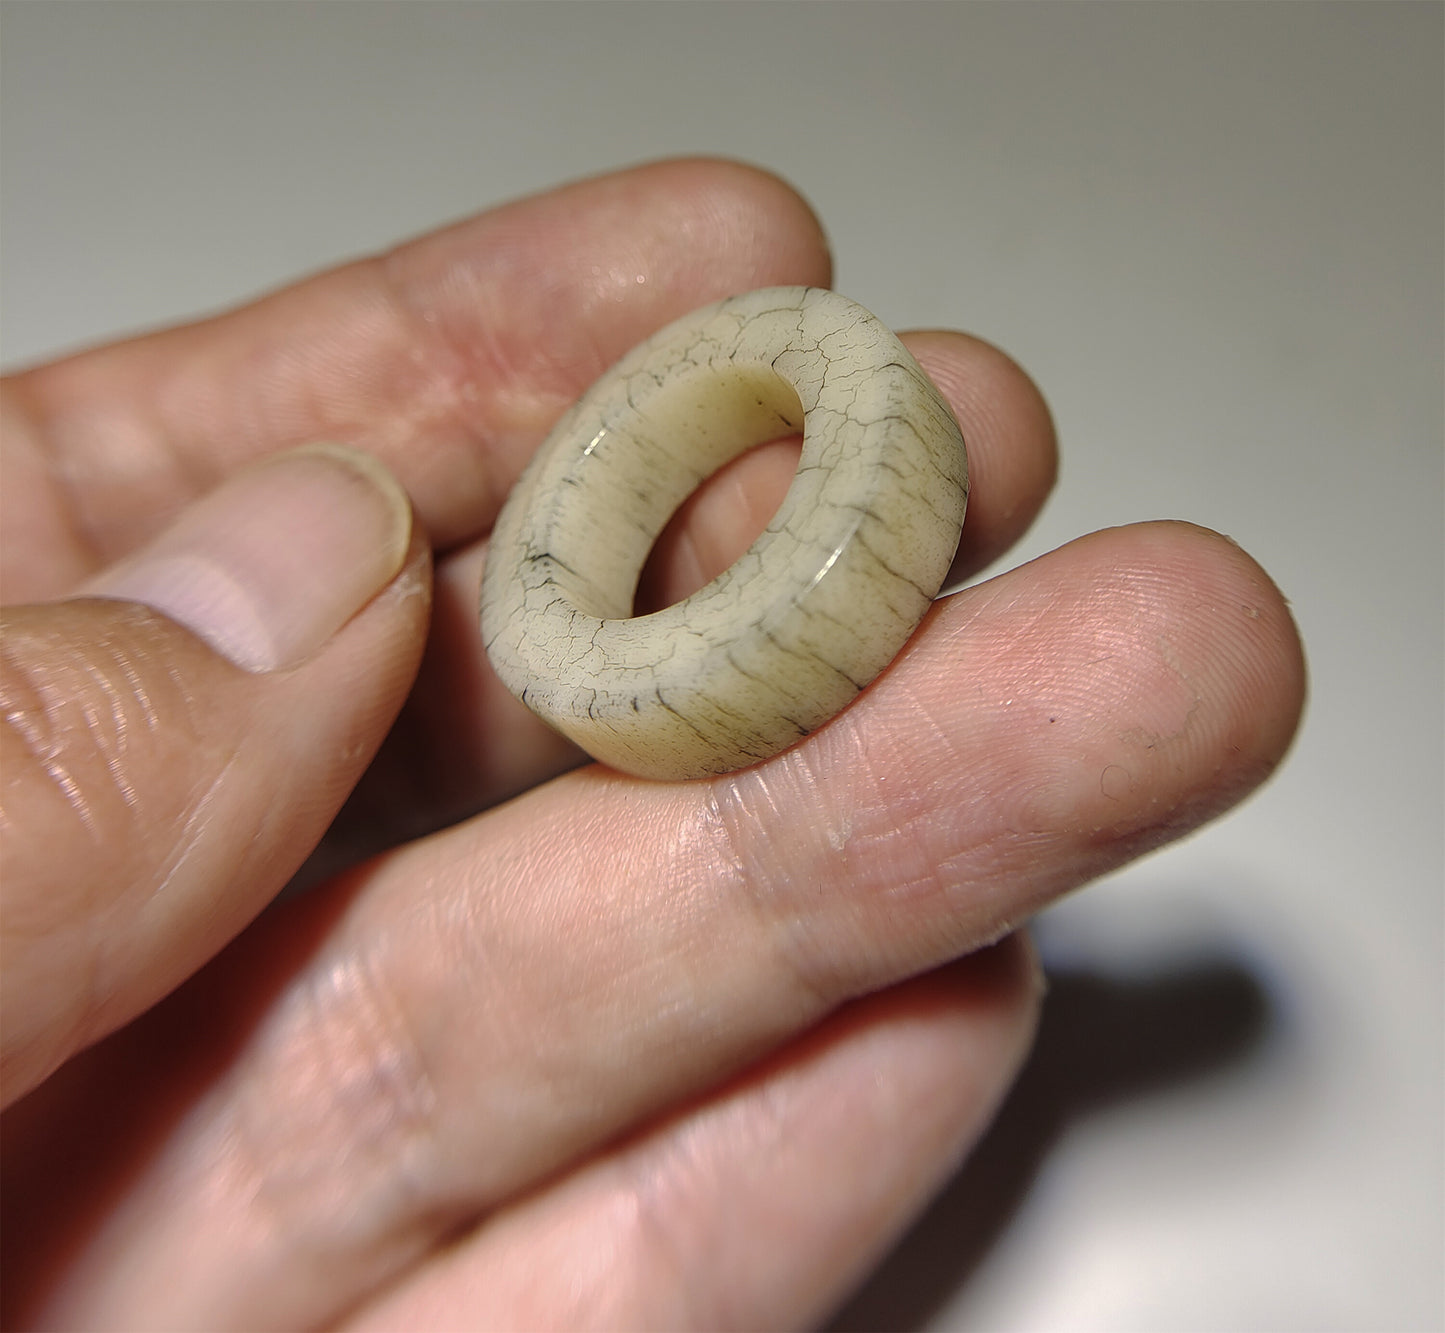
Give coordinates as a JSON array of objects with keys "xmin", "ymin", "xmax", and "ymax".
[{"xmin": 0, "ymin": 159, "xmax": 1304, "ymax": 1330}]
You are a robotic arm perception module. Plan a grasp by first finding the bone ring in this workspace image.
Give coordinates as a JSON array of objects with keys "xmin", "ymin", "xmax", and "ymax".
[{"xmin": 480, "ymin": 286, "xmax": 968, "ymax": 781}]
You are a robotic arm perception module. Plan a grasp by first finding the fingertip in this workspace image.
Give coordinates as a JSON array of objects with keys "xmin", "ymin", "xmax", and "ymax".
[
  {"xmin": 656, "ymin": 156, "xmax": 834, "ymax": 287},
  {"xmin": 1093, "ymin": 519, "xmax": 1305, "ymax": 729},
  {"xmin": 940, "ymin": 519, "xmax": 1308, "ymax": 845},
  {"xmin": 1150, "ymin": 519, "xmax": 1308, "ymax": 777},
  {"xmin": 900, "ymin": 330, "xmax": 1059, "ymax": 581}
]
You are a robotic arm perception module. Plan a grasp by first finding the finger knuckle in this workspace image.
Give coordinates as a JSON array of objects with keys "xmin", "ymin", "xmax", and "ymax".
[{"xmin": 233, "ymin": 943, "xmax": 442, "ymax": 1240}]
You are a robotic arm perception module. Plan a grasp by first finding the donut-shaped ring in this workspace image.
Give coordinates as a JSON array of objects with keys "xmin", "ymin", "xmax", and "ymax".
[{"xmin": 480, "ymin": 286, "xmax": 967, "ymax": 781}]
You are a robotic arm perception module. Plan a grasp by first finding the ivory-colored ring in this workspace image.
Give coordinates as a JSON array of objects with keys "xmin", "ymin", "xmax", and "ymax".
[{"xmin": 480, "ymin": 286, "xmax": 967, "ymax": 781}]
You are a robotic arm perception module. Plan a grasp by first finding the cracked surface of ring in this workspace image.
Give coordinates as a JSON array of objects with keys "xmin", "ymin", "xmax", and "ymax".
[{"xmin": 480, "ymin": 286, "xmax": 968, "ymax": 780}]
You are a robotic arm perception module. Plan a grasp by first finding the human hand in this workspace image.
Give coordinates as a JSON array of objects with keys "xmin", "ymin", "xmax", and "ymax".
[{"xmin": 0, "ymin": 160, "xmax": 1305, "ymax": 1330}]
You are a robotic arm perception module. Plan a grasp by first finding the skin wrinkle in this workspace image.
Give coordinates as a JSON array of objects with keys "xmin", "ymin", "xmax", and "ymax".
[
  {"xmin": 3, "ymin": 521, "xmax": 432, "ymax": 1106},
  {"xmin": 143, "ymin": 745, "xmax": 244, "ymax": 903},
  {"xmin": 405, "ymin": 909, "xmax": 553, "ymax": 1151},
  {"xmin": 365, "ymin": 795, "xmax": 730, "ymax": 1190},
  {"xmin": 0, "ymin": 626, "xmax": 178, "ymax": 843},
  {"xmin": 274, "ymin": 949, "xmax": 438, "ymax": 1203},
  {"xmin": 73, "ymin": 728, "xmax": 248, "ymax": 1063},
  {"xmin": 0, "ymin": 631, "xmax": 210, "ymax": 1079},
  {"xmin": 2, "ymin": 612, "xmax": 233, "ymax": 1088},
  {"xmin": 712, "ymin": 745, "xmax": 927, "ymax": 1006},
  {"xmin": 79, "ymin": 653, "xmax": 141, "ymax": 811},
  {"xmin": 610, "ymin": 806, "xmax": 765, "ymax": 1052},
  {"xmin": 570, "ymin": 793, "xmax": 794, "ymax": 1064},
  {"xmin": 701, "ymin": 769, "xmax": 843, "ymax": 1021},
  {"xmin": 2, "ymin": 679, "xmax": 96, "ymax": 836}
]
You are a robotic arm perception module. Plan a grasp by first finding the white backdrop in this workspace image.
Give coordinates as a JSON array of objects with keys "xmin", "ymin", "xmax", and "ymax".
[{"xmin": 3, "ymin": 4, "xmax": 1440, "ymax": 1329}]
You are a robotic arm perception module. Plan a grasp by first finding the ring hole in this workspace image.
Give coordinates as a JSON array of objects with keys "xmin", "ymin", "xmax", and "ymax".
[{"xmin": 633, "ymin": 433, "xmax": 802, "ymax": 616}]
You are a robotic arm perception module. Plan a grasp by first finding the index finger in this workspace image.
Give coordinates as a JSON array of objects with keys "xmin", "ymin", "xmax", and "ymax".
[{"xmin": 2, "ymin": 158, "xmax": 832, "ymax": 601}]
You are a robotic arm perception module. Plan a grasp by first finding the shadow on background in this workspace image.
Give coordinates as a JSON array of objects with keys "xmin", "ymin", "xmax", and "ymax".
[{"xmin": 827, "ymin": 957, "xmax": 1273, "ymax": 1332}]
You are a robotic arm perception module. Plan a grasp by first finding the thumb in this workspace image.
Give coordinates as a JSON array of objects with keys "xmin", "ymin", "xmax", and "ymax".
[{"xmin": 0, "ymin": 445, "xmax": 431, "ymax": 1105}]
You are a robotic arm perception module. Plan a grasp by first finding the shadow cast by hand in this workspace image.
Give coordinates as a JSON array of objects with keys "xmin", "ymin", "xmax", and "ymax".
[{"xmin": 827, "ymin": 955, "xmax": 1272, "ymax": 1332}]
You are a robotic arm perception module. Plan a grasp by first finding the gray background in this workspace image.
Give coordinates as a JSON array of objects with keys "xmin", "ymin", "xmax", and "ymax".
[{"xmin": 3, "ymin": 3, "xmax": 1440, "ymax": 1329}]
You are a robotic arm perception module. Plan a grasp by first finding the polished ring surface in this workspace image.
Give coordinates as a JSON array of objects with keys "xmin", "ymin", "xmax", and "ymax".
[{"xmin": 480, "ymin": 286, "xmax": 968, "ymax": 781}]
